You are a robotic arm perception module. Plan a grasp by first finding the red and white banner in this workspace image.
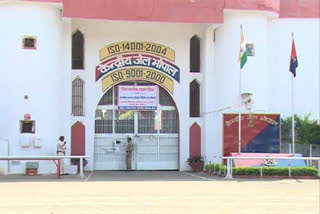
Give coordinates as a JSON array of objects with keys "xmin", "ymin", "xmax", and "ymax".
[{"xmin": 118, "ymin": 85, "xmax": 158, "ymax": 110}]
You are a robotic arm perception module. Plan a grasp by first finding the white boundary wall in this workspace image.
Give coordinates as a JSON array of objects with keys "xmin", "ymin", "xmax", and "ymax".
[
  {"xmin": 0, "ymin": 2, "xmax": 319, "ymax": 173},
  {"xmin": 0, "ymin": 2, "xmax": 71, "ymax": 173}
]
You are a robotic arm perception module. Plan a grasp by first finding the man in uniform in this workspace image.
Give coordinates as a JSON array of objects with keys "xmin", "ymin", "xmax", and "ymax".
[
  {"xmin": 57, "ymin": 136, "xmax": 67, "ymax": 175},
  {"xmin": 126, "ymin": 137, "xmax": 134, "ymax": 171}
]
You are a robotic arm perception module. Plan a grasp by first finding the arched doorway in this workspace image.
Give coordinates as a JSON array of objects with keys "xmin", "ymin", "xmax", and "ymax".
[{"xmin": 94, "ymin": 81, "xmax": 179, "ymax": 170}]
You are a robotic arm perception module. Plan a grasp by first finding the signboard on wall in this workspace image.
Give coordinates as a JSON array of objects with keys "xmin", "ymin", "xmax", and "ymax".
[
  {"xmin": 118, "ymin": 85, "xmax": 158, "ymax": 110},
  {"xmin": 95, "ymin": 41, "xmax": 180, "ymax": 94},
  {"xmin": 223, "ymin": 113, "xmax": 280, "ymax": 156}
]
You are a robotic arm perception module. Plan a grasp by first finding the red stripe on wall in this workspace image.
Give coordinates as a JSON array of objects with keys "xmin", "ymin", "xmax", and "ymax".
[
  {"xmin": 22, "ymin": 0, "xmax": 318, "ymax": 19},
  {"xmin": 71, "ymin": 121, "xmax": 86, "ymax": 156},
  {"xmin": 280, "ymin": 0, "xmax": 320, "ymax": 18},
  {"xmin": 63, "ymin": 0, "xmax": 224, "ymax": 23},
  {"xmin": 225, "ymin": 0, "xmax": 280, "ymax": 14},
  {"xmin": 189, "ymin": 122, "xmax": 201, "ymax": 157}
]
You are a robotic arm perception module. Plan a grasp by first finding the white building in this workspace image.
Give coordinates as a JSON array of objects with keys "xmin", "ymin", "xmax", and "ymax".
[{"xmin": 0, "ymin": 0, "xmax": 319, "ymax": 174}]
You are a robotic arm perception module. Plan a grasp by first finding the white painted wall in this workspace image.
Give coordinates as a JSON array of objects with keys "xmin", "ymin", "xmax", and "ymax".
[
  {"xmin": 202, "ymin": 24, "xmax": 217, "ymax": 163},
  {"xmin": 268, "ymin": 18, "xmax": 320, "ymax": 120},
  {"xmin": 0, "ymin": 140, "xmax": 9, "ymax": 174},
  {"xmin": 211, "ymin": 11, "xmax": 272, "ymax": 161},
  {"xmin": 71, "ymin": 20, "xmax": 210, "ymax": 170},
  {"xmin": 209, "ymin": 11, "xmax": 319, "ymax": 162},
  {"xmin": 0, "ymin": 2, "xmax": 71, "ymax": 174},
  {"xmin": 0, "ymin": 2, "xmax": 318, "ymax": 173}
]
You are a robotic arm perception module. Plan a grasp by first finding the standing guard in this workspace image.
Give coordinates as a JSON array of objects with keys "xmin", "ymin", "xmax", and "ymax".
[
  {"xmin": 126, "ymin": 137, "xmax": 134, "ymax": 171},
  {"xmin": 57, "ymin": 136, "xmax": 67, "ymax": 175}
]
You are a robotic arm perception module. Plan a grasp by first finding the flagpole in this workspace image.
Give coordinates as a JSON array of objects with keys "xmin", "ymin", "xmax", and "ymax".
[
  {"xmin": 239, "ymin": 68, "xmax": 242, "ymax": 154},
  {"xmin": 238, "ymin": 25, "xmax": 243, "ymax": 154},
  {"xmin": 291, "ymin": 32, "xmax": 295, "ymax": 155},
  {"xmin": 292, "ymin": 74, "xmax": 295, "ymax": 154}
]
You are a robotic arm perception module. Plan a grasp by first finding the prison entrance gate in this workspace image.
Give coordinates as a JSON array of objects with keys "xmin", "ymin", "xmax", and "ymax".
[{"xmin": 94, "ymin": 82, "xmax": 179, "ymax": 170}]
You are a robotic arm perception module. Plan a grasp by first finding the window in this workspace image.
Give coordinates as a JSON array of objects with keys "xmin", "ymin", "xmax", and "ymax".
[
  {"xmin": 22, "ymin": 36, "xmax": 36, "ymax": 49},
  {"xmin": 95, "ymin": 110, "xmax": 113, "ymax": 133},
  {"xmin": 98, "ymin": 88, "xmax": 113, "ymax": 105},
  {"xmin": 138, "ymin": 111, "xmax": 157, "ymax": 134},
  {"xmin": 20, "ymin": 120, "xmax": 35, "ymax": 133},
  {"xmin": 159, "ymin": 87, "xmax": 174, "ymax": 106},
  {"xmin": 72, "ymin": 30, "xmax": 84, "ymax": 69},
  {"xmin": 95, "ymin": 81, "xmax": 178, "ymax": 134},
  {"xmin": 190, "ymin": 80, "xmax": 200, "ymax": 117},
  {"xmin": 160, "ymin": 110, "xmax": 178, "ymax": 133},
  {"xmin": 72, "ymin": 78, "xmax": 84, "ymax": 116},
  {"xmin": 190, "ymin": 35, "xmax": 200, "ymax": 73},
  {"xmin": 115, "ymin": 110, "xmax": 134, "ymax": 133}
]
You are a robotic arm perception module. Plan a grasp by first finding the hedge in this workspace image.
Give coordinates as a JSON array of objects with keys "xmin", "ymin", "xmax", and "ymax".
[
  {"xmin": 205, "ymin": 163, "xmax": 319, "ymax": 176},
  {"xmin": 233, "ymin": 167, "xmax": 260, "ymax": 176},
  {"xmin": 205, "ymin": 163, "xmax": 226, "ymax": 174},
  {"xmin": 291, "ymin": 167, "xmax": 319, "ymax": 176}
]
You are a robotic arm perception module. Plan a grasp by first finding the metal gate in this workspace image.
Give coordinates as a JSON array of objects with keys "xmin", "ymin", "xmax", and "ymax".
[
  {"xmin": 94, "ymin": 135, "xmax": 178, "ymax": 170},
  {"xmin": 94, "ymin": 82, "xmax": 179, "ymax": 170}
]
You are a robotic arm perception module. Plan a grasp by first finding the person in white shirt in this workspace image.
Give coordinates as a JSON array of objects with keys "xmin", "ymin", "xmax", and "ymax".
[{"xmin": 57, "ymin": 136, "xmax": 66, "ymax": 175}]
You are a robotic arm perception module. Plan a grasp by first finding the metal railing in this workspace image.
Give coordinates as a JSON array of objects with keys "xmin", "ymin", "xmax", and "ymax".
[
  {"xmin": 281, "ymin": 143, "xmax": 320, "ymax": 156},
  {"xmin": 220, "ymin": 156, "xmax": 320, "ymax": 179},
  {"xmin": 0, "ymin": 156, "xmax": 89, "ymax": 178}
]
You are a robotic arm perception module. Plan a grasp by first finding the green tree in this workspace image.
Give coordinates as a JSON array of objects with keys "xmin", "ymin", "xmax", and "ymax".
[
  {"xmin": 295, "ymin": 113, "xmax": 320, "ymax": 145},
  {"xmin": 281, "ymin": 113, "xmax": 320, "ymax": 145}
]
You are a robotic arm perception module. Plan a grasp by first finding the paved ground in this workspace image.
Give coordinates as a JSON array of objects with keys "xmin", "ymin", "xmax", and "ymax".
[{"xmin": 0, "ymin": 171, "xmax": 319, "ymax": 214}]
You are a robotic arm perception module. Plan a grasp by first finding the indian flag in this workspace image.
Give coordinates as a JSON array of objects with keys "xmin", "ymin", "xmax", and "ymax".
[{"xmin": 238, "ymin": 25, "xmax": 247, "ymax": 69}]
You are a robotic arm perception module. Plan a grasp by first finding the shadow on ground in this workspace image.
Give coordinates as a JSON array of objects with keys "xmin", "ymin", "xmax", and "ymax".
[
  {"xmin": 0, "ymin": 171, "xmax": 227, "ymax": 182},
  {"xmin": 0, "ymin": 171, "xmax": 295, "ymax": 183}
]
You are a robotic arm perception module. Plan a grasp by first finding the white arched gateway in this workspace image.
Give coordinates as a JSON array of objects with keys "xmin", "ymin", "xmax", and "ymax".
[{"xmin": 94, "ymin": 81, "xmax": 179, "ymax": 170}]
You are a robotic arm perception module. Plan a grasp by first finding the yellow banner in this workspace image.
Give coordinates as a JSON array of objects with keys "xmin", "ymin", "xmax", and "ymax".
[
  {"xmin": 102, "ymin": 68, "xmax": 174, "ymax": 94},
  {"xmin": 100, "ymin": 41, "xmax": 175, "ymax": 62}
]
